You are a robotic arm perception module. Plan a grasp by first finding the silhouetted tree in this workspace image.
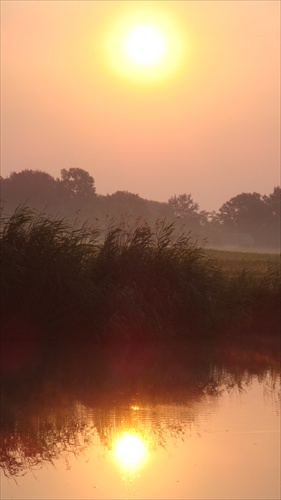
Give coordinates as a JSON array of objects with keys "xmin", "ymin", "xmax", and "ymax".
[
  {"xmin": 168, "ymin": 193, "xmax": 199, "ymax": 219},
  {"xmin": 105, "ymin": 191, "xmax": 149, "ymax": 219},
  {"xmin": 262, "ymin": 187, "xmax": 281, "ymax": 247},
  {"xmin": 60, "ymin": 168, "xmax": 96, "ymax": 203},
  {"xmin": 264, "ymin": 187, "xmax": 281, "ymax": 220},
  {"xmin": 218, "ymin": 193, "xmax": 270, "ymax": 231},
  {"xmin": 0, "ymin": 170, "xmax": 58, "ymax": 213},
  {"xmin": 145, "ymin": 199, "xmax": 173, "ymax": 223},
  {"xmin": 217, "ymin": 192, "xmax": 278, "ymax": 247},
  {"xmin": 198, "ymin": 210, "xmax": 209, "ymax": 226},
  {"xmin": 166, "ymin": 193, "xmax": 207, "ymax": 243}
]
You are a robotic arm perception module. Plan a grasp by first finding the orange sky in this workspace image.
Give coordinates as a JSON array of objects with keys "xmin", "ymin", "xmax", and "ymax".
[{"xmin": 1, "ymin": 0, "xmax": 280, "ymax": 211}]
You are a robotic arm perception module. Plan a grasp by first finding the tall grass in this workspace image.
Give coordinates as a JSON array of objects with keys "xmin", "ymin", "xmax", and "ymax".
[{"xmin": 1, "ymin": 207, "xmax": 280, "ymax": 345}]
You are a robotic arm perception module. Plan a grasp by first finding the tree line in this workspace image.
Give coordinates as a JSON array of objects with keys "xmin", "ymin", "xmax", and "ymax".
[{"xmin": 0, "ymin": 168, "xmax": 280, "ymax": 249}]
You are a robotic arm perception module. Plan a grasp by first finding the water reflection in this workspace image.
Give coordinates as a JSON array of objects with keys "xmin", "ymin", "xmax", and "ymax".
[
  {"xmin": 112, "ymin": 430, "xmax": 150, "ymax": 488},
  {"xmin": 1, "ymin": 339, "xmax": 280, "ymax": 493},
  {"xmin": 114, "ymin": 432, "xmax": 147, "ymax": 466}
]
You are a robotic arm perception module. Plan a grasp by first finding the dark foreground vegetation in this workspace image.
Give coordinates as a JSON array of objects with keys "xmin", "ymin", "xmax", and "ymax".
[{"xmin": 1, "ymin": 207, "xmax": 280, "ymax": 354}]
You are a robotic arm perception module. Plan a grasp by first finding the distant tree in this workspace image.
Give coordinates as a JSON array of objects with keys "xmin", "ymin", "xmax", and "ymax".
[
  {"xmin": 105, "ymin": 191, "xmax": 149, "ymax": 219},
  {"xmin": 207, "ymin": 211, "xmax": 222, "ymax": 233},
  {"xmin": 145, "ymin": 199, "xmax": 173, "ymax": 222},
  {"xmin": 216, "ymin": 191, "xmax": 279, "ymax": 247},
  {"xmin": 168, "ymin": 193, "xmax": 199, "ymax": 219},
  {"xmin": 262, "ymin": 187, "xmax": 281, "ymax": 247},
  {"xmin": 60, "ymin": 168, "xmax": 96, "ymax": 204},
  {"xmin": 109, "ymin": 191, "xmax": 141, "ymax": 203},
  {"xmin": 0, "ymin": 170, "xmax": 58, "ymax": 212},
  {"xmin": 198, "ymin": 210, "xmax": 209, "ymax": 226},
  {"xmin": 218, "ymin": 192, "xmax": 271, "ymax": 232},
  {"xmin": 263, "ymin": 186, "xmax": 281, "ymax": 220}
]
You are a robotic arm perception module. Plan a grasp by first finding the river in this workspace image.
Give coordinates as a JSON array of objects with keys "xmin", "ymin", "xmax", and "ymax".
[{"xmin": 1, "ymin": 339, "xmax": 280, "ymax": 499}]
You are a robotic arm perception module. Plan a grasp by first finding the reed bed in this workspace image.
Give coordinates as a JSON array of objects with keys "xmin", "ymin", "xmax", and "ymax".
[{"xmin": 1, "ymin": 207, "xmax": 280, "ymax": 346}]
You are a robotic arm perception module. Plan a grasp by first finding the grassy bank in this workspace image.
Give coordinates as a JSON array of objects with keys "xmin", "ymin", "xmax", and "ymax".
[{"xmin": 1, "ymin": 207, "xmax": 280, "ymax": 348}]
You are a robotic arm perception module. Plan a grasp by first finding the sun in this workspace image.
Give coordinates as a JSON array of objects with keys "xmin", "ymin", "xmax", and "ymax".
[
  {"xmin": 123, "ymin": 24, "xmax": 166, "ymax": 67},
  {"xmin": 102, "ymin": 8, "xmax": 187, "ymax": 85}
]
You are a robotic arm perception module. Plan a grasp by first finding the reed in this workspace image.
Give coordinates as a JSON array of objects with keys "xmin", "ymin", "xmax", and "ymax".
[{"xmin": 1, "ymin": 207, "xmax": 280, "ymax": 344}]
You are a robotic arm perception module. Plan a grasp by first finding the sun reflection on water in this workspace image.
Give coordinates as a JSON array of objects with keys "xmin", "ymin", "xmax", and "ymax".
[{"xmin": 112, "ymin": 429, "xmax": 150, "ymax": 481}]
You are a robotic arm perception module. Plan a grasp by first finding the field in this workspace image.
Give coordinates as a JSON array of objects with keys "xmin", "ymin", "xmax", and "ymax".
[{"xmin": 205, "ymin": 248, "xmax": 280, "ymax": 278}]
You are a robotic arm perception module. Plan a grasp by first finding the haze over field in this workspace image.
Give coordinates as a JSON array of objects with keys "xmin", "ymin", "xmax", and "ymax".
[{"xmin": 1, "ymin": 0, "xmax": 280, "ymax": 211}]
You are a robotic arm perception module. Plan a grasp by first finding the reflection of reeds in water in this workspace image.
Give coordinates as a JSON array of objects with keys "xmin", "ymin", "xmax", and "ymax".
[
  {"xmin": 1, "ymin": 343, "xmax": 280, "ymax": 478},
  {"xmin": 0, "ymin": 398, "xmax": 194, "ymax": 478},
  {"xmin": 0, "ymin": 401, "xmax": 99, "ymax": 478}
]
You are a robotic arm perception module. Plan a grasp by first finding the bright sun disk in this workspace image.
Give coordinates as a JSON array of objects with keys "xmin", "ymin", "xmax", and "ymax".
[
  {"xmin": 102, "ymin": 9, "xmax": 187, "ymax": 85},
  {"xmin": 124, "ymin": 24, "xmax": 166, "ymax": 66}
]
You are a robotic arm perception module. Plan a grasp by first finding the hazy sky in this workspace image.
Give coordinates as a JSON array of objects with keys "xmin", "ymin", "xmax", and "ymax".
[{"xmin": 1, "ymin": 0, "xmax": 280, "ymax": 211}]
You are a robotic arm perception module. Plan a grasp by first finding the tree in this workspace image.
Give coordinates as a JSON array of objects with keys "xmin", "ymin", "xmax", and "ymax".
[
  {"xmin": 60, "ymin": 168, "xmax": 96, "ymax": 204},
  {"xmin": 168, "ymin": 193, "xmax": 199, "ymax": 219},
  {"xmin": 217, "ymin": 192, "xmax": 278, "ymax": 247},
  {"xmin": 263, "ymin": 186, "xmax": 281, "ymax": 220},
  {"xmin": 218, "ymin": 192, "xmax": 271, "ymax": 232},
  {"xmin": 105, "ymin": 191, "xmax": 149, "ymax": 219},
  {"xmin": 262, "ymin": 187, "xmax": 281, "ymax": 247},
  {"xmin": 0, "ymin": 170, "xmax": 58, "ymax": 213},
  {"xmin": 109, "ymin": 191, "xmax": 141, "ymax": 204}
]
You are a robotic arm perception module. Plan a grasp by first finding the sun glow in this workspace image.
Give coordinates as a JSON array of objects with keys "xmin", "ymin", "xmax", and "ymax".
[
  {"xmin": 113, "ymin": 432, "xmax": 148, "ymax": 468},
  {"xmin": 102, "ymin": 8, "xmax": 187, "ymax": 85}
]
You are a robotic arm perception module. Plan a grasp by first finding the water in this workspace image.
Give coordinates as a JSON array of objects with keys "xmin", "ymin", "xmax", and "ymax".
[{"xmin": 1, "ymin": 341, "xmax": 280, "ymax": 499}]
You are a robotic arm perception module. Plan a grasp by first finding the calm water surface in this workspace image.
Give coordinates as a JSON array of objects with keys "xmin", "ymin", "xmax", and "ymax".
[{"xmin": 1, "ymin": 342, "xmax": 280, "ymax": 499}]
